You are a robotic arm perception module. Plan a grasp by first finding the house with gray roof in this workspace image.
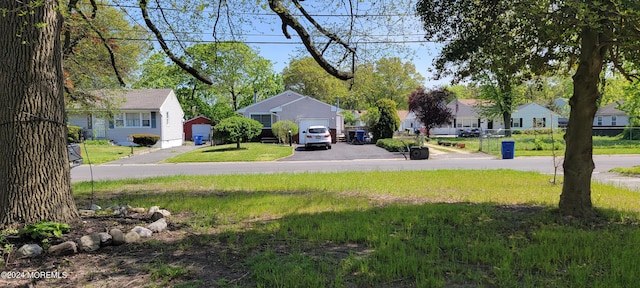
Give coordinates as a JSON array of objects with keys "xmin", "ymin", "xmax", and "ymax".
[
  {"xmin": 237, "ymin": 90, "xmax": 343, "ymax": 144},
  {"xmin": 593, "ymin": 101, "xmax": 630, "ymax": 136},
  {"xmin": 67, "ymin": 89, "xmax": 184, "ymax": 148}
]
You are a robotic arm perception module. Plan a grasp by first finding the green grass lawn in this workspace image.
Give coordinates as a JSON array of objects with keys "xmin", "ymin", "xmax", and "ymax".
[
  {"xmin": 163, "ymin": 143, "xmax": 294, "ymax": 162},
  {"xmin": 78, "ymin": 140, "xmax": 148, "ymax": 164},
  {"xmin": 611, "ymin": 166, "xmax": 640, "ymax": 176},
  {"xmin": 72, "ymin": 170, "xmax": 640, "ymax": 287}
]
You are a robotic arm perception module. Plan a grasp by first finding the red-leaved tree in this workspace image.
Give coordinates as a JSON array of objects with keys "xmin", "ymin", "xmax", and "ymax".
[{"xmin": 408, "ymin": 88, "xmax": 454, "ymax": 135}]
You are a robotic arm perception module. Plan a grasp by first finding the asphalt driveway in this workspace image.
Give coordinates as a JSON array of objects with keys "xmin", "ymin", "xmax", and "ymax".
[{"xmin": 279, "ymin": 142, "xmax": 405, "ymax": 161}]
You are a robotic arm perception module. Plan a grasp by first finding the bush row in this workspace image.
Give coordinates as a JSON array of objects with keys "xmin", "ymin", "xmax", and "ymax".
[
  {"xmin": 376, "ymin": 138, "xmax": 416, "ymax": 152},
  {"xmin": 131, "ymin": 134, "xmax": 160, "ymax": 147}
]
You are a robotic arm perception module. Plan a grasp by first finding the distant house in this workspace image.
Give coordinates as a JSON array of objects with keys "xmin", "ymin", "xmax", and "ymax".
[
  {"xmin": 67, "ymin": 89, "xmax": 184, "ymax": 149},
  {"xmin": 593, "ymin": 101, "xmax": 629, "ymax": 136},
  {"xmin": 183, "ymin": 116, "xmax": 211, "ymax": 141},
  {"xmin": 398, "ymin": 110, "xmax": 422, "ymax": 134},
  {"xmin": 237, "ymin": 90, "xmax": 343, "ymax": 144},
  {"xmin": 511, "ymin": 103, "xmax": 562, "ymax": 130},
  {"xmin": 430, "ymin": 99, "xmax": 498, "ymax": 135}
]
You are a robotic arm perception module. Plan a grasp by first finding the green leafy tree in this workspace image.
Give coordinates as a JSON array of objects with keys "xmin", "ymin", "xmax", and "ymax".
[
  {"xmin": 408, "ymin": 88, "xmax": 454, "ymax": 134},
  {"xmin": 369, "ymin": 58, "xmax": 425, "ymax": 110},
  {"xmin": 340, "ymin": 111, "xmax": 358, "ymax": 126},
  {"xmin": 371, "ymin": 99, "xmax": 400, "ymax": 141},
  {"xmin": 417, "ymin": 0, "xmax": 640, "ymax": 217},
  {"xmin": 214, "ymin": 116, "xmax": 262, "ymax": 149},
  {"xmin": 283, "ymin": 57, "xmax": 348, "ymax": 105},
  {"xmin": 63, "ymin": 0, "xmax": 149, "ymax": 105},
  {"xmin": 186, "ymin": 42, "xmax": 281, "ymax": 111},
  {"xmin": 272, "ymin": 120, "xmax": 299, "ymax": 144}
]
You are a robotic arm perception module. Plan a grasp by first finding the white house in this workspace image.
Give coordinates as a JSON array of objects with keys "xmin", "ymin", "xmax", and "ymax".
[
  {"xmin": 593, "ymin": 101, "xmax": 630, "ymax": 136},
  {"xmin": 430, "ymin": 99, "xmax": 502, "ymax": 135},
  {"xmin": 237, "ymin": 90, "xmax": 343, "ymax": 144},
  {"xmin": 67, "ymin": 89, "xmax": 185, "ymax": 148},
  {"xmin": 511, "ymin": 103, "xmax": 562, "ymax": 130},
  {"xmin": 398, "ymin": 110, "xmax": 422, "ymax": 134}
]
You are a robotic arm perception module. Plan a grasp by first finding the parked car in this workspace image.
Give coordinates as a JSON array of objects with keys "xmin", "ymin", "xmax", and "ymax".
[
  {"xmin": 304, "ymin": 126, "xmax": 332, "ymax": 150},
  {"xmin": 68, "ymin": 143, "xmax": 83, "ymax": 168},
  {"xmin": 458, "ymin": 128, "xmax": 481, "ymax": 137}
]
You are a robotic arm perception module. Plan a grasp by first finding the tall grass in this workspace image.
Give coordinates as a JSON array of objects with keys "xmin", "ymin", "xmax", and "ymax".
[{"xmin": 71, "ymin": 170, "xmax": 640, "ymax": 287}]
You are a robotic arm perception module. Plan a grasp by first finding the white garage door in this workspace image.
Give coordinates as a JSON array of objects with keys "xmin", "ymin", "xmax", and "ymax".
[
  {"xmin": 192, "ymin": 124, "xmax": 211, "ymax": 140},
  {"xmin": 298, "ymin": 118, "xmax": 330, "ymax": 144}
]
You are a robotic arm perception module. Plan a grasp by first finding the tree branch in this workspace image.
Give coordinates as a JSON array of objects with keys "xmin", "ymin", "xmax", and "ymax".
[
  {"xmin": 268, "ymin": 0, "xmax": 354, "ymax": 80},
  {"xmin": 139, "ymin": 0, "xmax": 213, "ymax": 85}
]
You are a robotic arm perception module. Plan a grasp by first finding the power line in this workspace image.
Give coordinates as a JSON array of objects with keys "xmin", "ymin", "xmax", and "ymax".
[
  {"xmin": 96, "ymin": 2, "xmax": 418, "ymax": 18},
  {"xmin": 111, "ymin": 37, "xmax": 437, "ymax": 45}
]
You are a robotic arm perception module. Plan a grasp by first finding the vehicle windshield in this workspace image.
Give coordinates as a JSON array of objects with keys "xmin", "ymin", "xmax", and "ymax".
[{"xmin": 309, "ymin": 128, "xmax": 327, "ymax": 133}]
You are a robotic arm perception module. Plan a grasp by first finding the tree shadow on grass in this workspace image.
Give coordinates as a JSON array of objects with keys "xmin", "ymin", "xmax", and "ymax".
[{"xmin": 201, "ymin": 147, "xmax": 248, "ymax": 153}]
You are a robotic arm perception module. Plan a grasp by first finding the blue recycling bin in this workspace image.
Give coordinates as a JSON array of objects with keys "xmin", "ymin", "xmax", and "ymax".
[
  {"xmin": 501, "ymin": 140, "xmax": 515, "ymax": 159},
  {"xmin": 355, "ymin": 130, "xmax": 366, "ymax": 143},
  {"xmin": 193, "ymin": 135, "xmax": 203, "ymax": 146}
]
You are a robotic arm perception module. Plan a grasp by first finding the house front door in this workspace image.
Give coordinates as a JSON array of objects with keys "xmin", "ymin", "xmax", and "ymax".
[{"xmin": 93, "ymin": 117, "xmax": 107, "ymax": 138}]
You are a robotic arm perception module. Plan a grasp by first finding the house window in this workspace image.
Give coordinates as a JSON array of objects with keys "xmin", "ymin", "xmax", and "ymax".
[
  {"xmin": 166, "ymin": 112, "xmax": 170, "ymax": 125},
  {"xmin": 126, "ymin": 113, "xmax": 140, "ymax": 127},
  {"xmin": 533, "ymin": 117, "xmax": 546, "ymax": 128},
  {"xmin": 142, "ymin": 113, "xmax": 151, "ymax": 127},
  {"xmin": 251, "ymin": 114, "xmax": 272, "ymax": 128},
  {"xmin": 511, "ymin": 118, "xmax": 522, "ymax": 128},
  {"xmin": 597, "ymin": 116, "xmax": 603, "ymax": 126},
  {"xmin": 114, "ymin": 112, "xmax": 152, "ymax": 128},
  {"xmin": 114, "ymin": 114, "xmax": 124, "ymax": 127},
  {"xmin": 612, "ymin": 116, "xmax": 617, "ymax": 126}
]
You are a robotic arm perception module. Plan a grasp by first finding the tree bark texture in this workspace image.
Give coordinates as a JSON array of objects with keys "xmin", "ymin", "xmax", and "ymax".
[
  {"xmin": 0, "ymin": 0, "xmax": 79, "ymax": 228},
  {"xmin": 560, "ymin": 27, "xmax": 607, "ymax": 218}
]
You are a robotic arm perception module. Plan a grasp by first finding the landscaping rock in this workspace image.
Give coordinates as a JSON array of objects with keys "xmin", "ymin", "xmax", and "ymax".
[
  {"xmin": 109, "ymin": 228, "xmax": 125, "ymax": 246},
  {"xmin": 131, "ymin": 226, "xmax": 153, "ymax": 237},
  {"xmin": 158, "ymin": 209, "xmax": 171, "ymax": 217},
  {"xmin": 97, "ymin": 232, "xmax": 113, "ymax": 246},
  {"xmin": 148, "ymin": 206, "xmax": 160, "ymax": 215},
  {"xmin": 78, "ymin": 209, "xmax": 95, "ymax": 217},
  {"xmin": 16, "ymin": 244, "xmax": 43, "ymax": 258},
  {"xmin": 150, "ymin": 211, "xmax": 164, "ymax": 221},
  {"xmin": 124, "ymin": 231, "xmax": 140, "ymax": 243},
  {"xmin": 113, "ymin": 206, "xmax": 128, "ymax": 217},
  {"xmin": 48, "ymin": 241, "xmax": 77, "ymax": 256},
  {"xmin": 129, "ymin": 207, "xmax": 146, "ymax": 214},
  {"xmin": 79, "ymin": 233, "xmax": 101, "ymax": 252},
  {"xmin": 90, "ymin": 204, "xmax": 102, "ymax": 211},
  {"xmin": 147, "ymin": 218, "xmax": 167, "ymax": 233}
]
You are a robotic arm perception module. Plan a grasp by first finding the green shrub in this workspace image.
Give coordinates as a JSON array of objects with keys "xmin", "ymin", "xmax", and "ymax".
[
  {"xmin": 272, "ymin": 120, "xmax": 299, "ymax": 144},
  {"xmin": 131, "ymin": 134, "xmax": 160, "ymax": 147},
  {"xmin": 376, "ymin": 138, "xmax": 416, "ymax": 152},
  {"xmin": 214, "ymin": 116, "xmax": 263, "ymax": 148},
  {"xmin": 622, "ymin": 128, "xmax": 640, "ymax": 140},
  {"xmin": 18, "ymin": 222, "xmax": 70, "ymax": 240},
  {"xmin": 67, "ymin": 125, "xmax": 82, "ymax": 143}
]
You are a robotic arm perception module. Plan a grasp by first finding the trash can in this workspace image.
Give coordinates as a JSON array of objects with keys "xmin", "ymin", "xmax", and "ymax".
[
  {"xmin": 355, "ymin": 130, "xmax": 366, "ymax": 143},
  {"xmin": 501, "ymin": 140, "xmax": 515, "ymax": 159},
  {"xmin": 193, "ymin": 135, "xmax": 203, "ymax": 146},
  {"xmin": 410, "ymin": 146, "xmax": 429, "ymax": 160}
]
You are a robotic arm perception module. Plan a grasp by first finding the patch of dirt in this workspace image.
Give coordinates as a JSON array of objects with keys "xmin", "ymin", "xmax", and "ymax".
[{"xmin": 0, "ymin": 213, "xmax": 250, "ymax": 288}]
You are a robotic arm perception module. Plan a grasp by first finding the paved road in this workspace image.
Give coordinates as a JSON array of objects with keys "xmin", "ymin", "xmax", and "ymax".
[{"xmin": 71, "ymin": 143, "xmax": 640, "ymax": 191}]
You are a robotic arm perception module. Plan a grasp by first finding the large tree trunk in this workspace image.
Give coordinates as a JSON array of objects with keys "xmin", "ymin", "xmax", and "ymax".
[
  {"xmin": 0, "ymin": 0, "xmax": 79, "ymax": 228},
  {"xmin": 560, "ymin": 27, "xmax": 607, "ymax": 218}
]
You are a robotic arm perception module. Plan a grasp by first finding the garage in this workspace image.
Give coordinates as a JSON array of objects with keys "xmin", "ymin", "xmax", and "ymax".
[{"xmin": 297, "ymin": 118, "xmax": 330, "ymax": 145}]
